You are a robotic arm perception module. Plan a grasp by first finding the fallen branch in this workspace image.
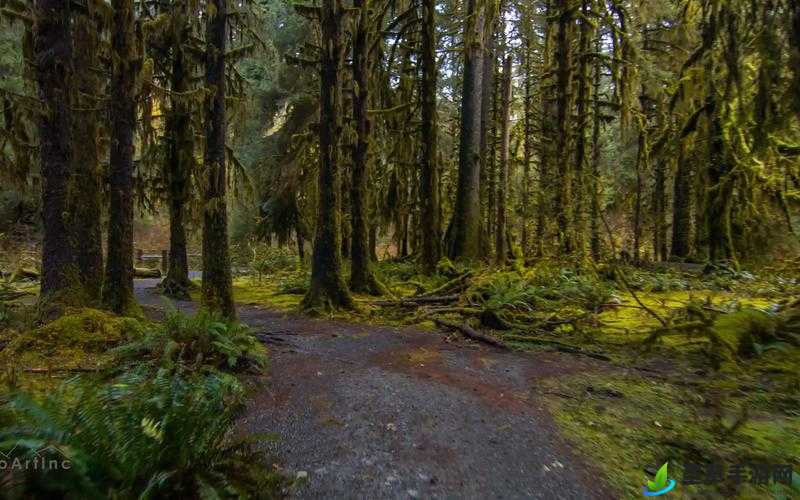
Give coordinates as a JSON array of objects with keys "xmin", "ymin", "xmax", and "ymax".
[
  {"xmin": 417, "ymin": 271, "xmax": 472, "ymax": 298},
  {"xmin": 374, "ymin": 295, "xmax": 459, "ymax": 307},
  {"xmin": 502, "ymin": 334, "xmax": 611, "ymax": 361},
  {"xmin": 23, "ymin": 367, "xmax": 103, "ymax": 373},
  {"xmin": 433, "ymin": 318, "xmax": 508, "ymax": 349}
]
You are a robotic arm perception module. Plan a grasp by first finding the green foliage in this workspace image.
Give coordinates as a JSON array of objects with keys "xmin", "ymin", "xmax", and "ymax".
[
  {"xmin": 111, "ymin": 307, "xmax": 268, "ymax": 375},
  {"xmin": 0, "ymin": 370, "xmax": 282, "ymax": 499}
]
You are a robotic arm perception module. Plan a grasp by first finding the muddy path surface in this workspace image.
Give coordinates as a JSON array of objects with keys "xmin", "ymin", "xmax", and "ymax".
[{"xmin": 135, "ymin": 281, "xmax": 614, "ymax": 499}]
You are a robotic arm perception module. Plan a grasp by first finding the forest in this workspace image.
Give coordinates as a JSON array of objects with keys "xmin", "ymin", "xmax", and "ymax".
[{"xmin": 0, "ymin": 0, "xmax": 799, "ymax": 498}]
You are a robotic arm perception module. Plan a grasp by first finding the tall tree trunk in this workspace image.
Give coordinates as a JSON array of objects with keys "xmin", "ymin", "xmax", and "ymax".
[
  {"xmin": 589, "ymin": 36, "xmax": 602, "ymax": 260},
  {"xmin": 480, "ymin": 5, "xmax": 498, "ymax": 246},
  {"xmin": 448, "ymin": 0, "xmax": 485, "ymax": 261},
  {"xmin": 671, "ymin": 143, "xmax": 692, "ymax": 258},
  {"xmin": 419, "ymin": 0, "xmax": 441, "ymax": 273},
  {"xmin": 350, "ymin": 0, "xmax": 381, "ymax": 293},
  {"xmin": 303, "ymin": 0, "xmax": 354, "ymax": 311},
  {"xmin": 495, "ymin": 55, "xmax": 512, "ymax": 266},
  {"xmin": 553, "ymin": 0, "xmax": 575, "ymax": 254},
  {"xmin": 653, "ymin": 158, "xmax": 667, "ymax": 261},
  {"xmin": 104, "ymin": 0, "xmax": 138, "ymax": 314},
  {"xmin": 162, "ymin": 28, "xmax": 193, "ymax": 298},
  {"xmin": 521, "ymin": 38, "xmax": 533, "ymax": 254},
  {"xmin": 536, "ymin": 0, "xmax": 554, "ymax": 257},
  {"xmin": 70, "ymin": 15, "xmax": 104, "ymax": 301},
  {"xmin": 633, "ymin": 129, "xmax": 645, "ymax": 263},
  {"xmin": 34, "ymin": 0, "xmax": 74, "ymax": 304},
  {"xmin": 202, "ymin": 0, "xmax": 235, "ymax": 318},
  {"xmin": 572, "ymin": 0, "xmax": 593, "ymax": 258}
]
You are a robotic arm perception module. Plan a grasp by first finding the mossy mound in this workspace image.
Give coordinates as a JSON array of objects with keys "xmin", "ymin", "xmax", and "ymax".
[{"xmin": 4, "ymin": 308, "xmax": 145, "ymax": 371}]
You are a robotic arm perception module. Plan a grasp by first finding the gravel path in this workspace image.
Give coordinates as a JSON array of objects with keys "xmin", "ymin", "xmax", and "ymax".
[{"xmin": 135, "ymin": 281, "xmax": 614, "ymax": 499}]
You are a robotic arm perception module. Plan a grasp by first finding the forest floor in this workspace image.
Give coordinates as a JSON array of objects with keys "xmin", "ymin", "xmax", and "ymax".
[
  {"xmin": 2, "ymin": 251, "xmax": 798, "ymax": 499},
  {"xmin": 134, "ymin": 278, "xmax": 616, "ymax": 499}
]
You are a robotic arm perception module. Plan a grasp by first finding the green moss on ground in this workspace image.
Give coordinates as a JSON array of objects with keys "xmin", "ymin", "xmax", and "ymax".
[{"xmin": 1, "ymin": 308, "xmax": 147, "ymax": 393}]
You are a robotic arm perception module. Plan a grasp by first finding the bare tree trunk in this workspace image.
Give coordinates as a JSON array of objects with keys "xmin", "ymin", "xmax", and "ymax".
[
  {"xmin": 202, "ymin": 0, "xmax": 235, "ymax": 319},
  {"xmin": 34, "ymin": 0, "xmax": 75, "ymax": 304},
  {"xmin": 104, "ymin": 0, "xmax": 138, "ymax": 313},
  {"xmin": 495, "ymin": 55, "xmax": 512, "ymax": 266},
  {"xmin": 448, "ymin": 0, "xmax": 485, "ymax": 261},
  {"xmin": 303, "ymin": 0, "xmax": 354, "ymax": 311},
  {"xmin": 419, "ymin": 0, "xmax": 442, "ymax": 273}
]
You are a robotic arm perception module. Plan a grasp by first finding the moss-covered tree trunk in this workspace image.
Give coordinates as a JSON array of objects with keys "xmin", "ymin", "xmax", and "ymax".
[
  {"xmin": 553, "ymin": 0, "xmax": 574, "ymax": 254},
  {"xmin": 303, "ymin": 0, "xmax": 354, "ymax": 311},
  {"xmin": 671, "ymin": 143, "xmax": 692, "ymax": 259},
  {"xmin": 589, "ymin": 36, "xmax": 602, "ymax": 260},
  {"xmin": 161, "ymin": 36, "xmax": 193, "ymax": 298},
  {"xmin": 448, "ymin": 0, "xmax": 485, "ymax": 261},
  {"xmin": 521, "ymin": 37, "xmax": 533, "ymax": 254},
  {"xmin": 201, "ymin": 0, "xmax": 235, "ymax": 319},
  {"xmin": 572, "ymin": 0, "xmax": 593, "ymax": 258},
  {"xmin": 495, "ymin": 55, "xmax": 512, "ymax": 266},
  {"xmin": 70, "ymin": 15, "xmax": 104, "ymax": 301},
  {"xmin": 480, "ymin": 5, "xmax": 498, "ymax": 247},
  {"xmin": 34, "ymin": 0, "xmax": 74, "ymax": 303},
  {"xmin": 419, "ymin": 0, "xmax": 442, "ymax": 274},
  {"xmin": 349, "ymin": 0, "xmax": 381, "ymax": 294},
  {"xmin": 104, "ymin": 0, "xmax": 138, "ymax": 314},
  {"xmin": 652, "ymin": 158, "xmax": 667, "ymax": 262}
]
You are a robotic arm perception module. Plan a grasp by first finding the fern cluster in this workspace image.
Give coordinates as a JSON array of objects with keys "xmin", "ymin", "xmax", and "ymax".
[
  {"xmin": 0, "ymin": 309, "xmax": 281, "ymax": 498},
  {"xmin": 111, "ymin": 306, "xmax": 268, "ymax": 375},
  {"xmin": 0, "ymin": 370, "xmax": 281, "ymax": 498}
]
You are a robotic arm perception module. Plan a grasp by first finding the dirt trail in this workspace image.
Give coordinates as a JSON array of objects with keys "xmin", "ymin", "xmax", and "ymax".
[{"xmin": 135, "ymin": 281, "xmax": 614, "ymax": 499}]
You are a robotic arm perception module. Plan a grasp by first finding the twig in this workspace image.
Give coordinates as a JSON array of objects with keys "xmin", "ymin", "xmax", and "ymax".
[{"xmin": 374, "ymin": 295, "xmax": 459, "ymax": 307}]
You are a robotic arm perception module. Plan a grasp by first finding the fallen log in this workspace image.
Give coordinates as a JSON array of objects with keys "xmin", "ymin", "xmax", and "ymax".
[
  {"xmin": 374, "ymin": 295, "xmax": 459, "ymax": 307},
  {"xmin": 433, "ymin": 318, "xmax": 508, "ymax": 349}
]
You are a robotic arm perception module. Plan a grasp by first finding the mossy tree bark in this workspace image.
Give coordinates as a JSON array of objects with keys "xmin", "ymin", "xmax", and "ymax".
[
  {"xmin": 104, "ymin": 0, "xmax": 138, "ymax": 314},
  {"xmin": 480, "ymin": 4, "xmax": 498, "ymax": 247},
  {"xmin": 521, "ymin": 37, "xmax": 533, "ymax": 254},
  {"xmin": 349, "ymin": 0, "xmax": 381, "ymax": 294},
  {"xmin": 419, "ymin": 0, "xmax": 442, "ymax": 274},
  {"xmin": 495, "ymin": 55, "xmax": 512, "ymax": 266},
  {"xmin": 303, "ymin": 0, "xmax": 354, "ymax": 311},
  {"xmin": 34, "ymin": 0, "xmax": 77, "ymax": 305},
  {"xmin": 589, "ymin": 35, "xmax": 602, "ymax": 260},
  {"xmin": 448, "ymin": 0, "xmax": 486, "ymax": 261},
  {"xmin": 553, "ymin": 0, "xmax": 575, "ymax": 254},
  {"xmin": 201, "ymin": 0, "xmax": 235, "ymax": 319},
  {"xmin": 161, "ymin": 21, "xmax": 193, "ymax": 299},
  {"xmin": 70, "ymin": 14, "xmax": 104, "ymax": 302},
  {"xmin": 671, "ymin": 143, "xmax": 692, "ymax": 259}
]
